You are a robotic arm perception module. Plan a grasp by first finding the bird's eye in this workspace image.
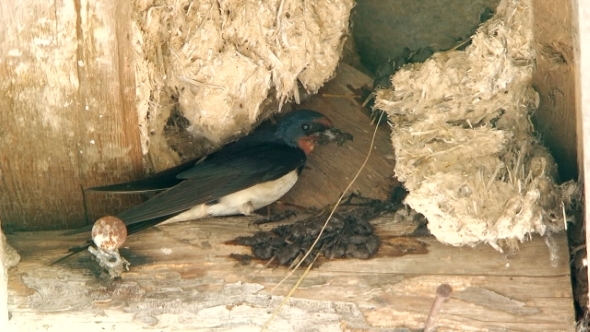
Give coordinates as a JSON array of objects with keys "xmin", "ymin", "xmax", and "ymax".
[{"xmin": 301, "ymin": 123, "xmax": 310, "ymax": 131}]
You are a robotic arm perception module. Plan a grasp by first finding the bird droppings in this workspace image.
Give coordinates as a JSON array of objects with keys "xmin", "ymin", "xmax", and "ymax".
[
  {"xmin": 229, "ymin": 253, "xmax": 252, "ymax": 266},
  {"xmin": 374, "ymin": 0, "xmax": 579, "ymax": 252},
  {"xmin": 232, "ymin": 215, "xmax": 379, "ymax": 267},
  {"xmin": 229, "ymin": 196, "xmax": 425, "ymax": 267}
]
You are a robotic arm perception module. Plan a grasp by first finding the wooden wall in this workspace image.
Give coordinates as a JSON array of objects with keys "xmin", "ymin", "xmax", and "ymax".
[
  {"xmin": 0, "ymin": 0, "xmax": 583, "ymax": 231},
  {"xmin": 531, "ymin": 0, "xmax": 579, "ymax": 181},
  {"xmin": 0, "ymin": 0, "xmax": 143, "ymax": 231},
  {"xmin": 573, "ymin": 0, "xmax": 590, "ymax": 314}
]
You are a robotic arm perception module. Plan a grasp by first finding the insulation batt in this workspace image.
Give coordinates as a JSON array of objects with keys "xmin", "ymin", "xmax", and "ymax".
[{"xmin": 374, "ymin": 0, "xmax": 578, "ymax": 252}]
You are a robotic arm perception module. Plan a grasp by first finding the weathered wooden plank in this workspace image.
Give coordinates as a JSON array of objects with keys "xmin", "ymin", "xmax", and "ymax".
[
  {"xmin": 0, "ymin": 0, "xmax": 143, "ymax": 231},
  {"xmin": 6, "ymin": 216, "xmax": 574, "ymax": 331},
  {"xmin": 0, "ymin": 218, "xmax": 17, "ymax": 329},
  {"xmin": 531, "ymin": 0, "xmax": 578, "ymax": 180},
  {"xmin": 573, "ymin": 0, "xmax": 590, "ymax": 316}
]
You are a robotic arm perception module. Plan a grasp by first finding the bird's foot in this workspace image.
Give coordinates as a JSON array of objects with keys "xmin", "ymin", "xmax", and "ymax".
[{"xmin": 252, "ymin": 210, "xmax": 297, "ymax": 225}]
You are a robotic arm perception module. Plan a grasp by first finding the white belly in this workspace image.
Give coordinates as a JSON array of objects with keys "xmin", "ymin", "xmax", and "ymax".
[{"xmin": 161, "ymin": 170, "xmax": 299, "ymax": 225}]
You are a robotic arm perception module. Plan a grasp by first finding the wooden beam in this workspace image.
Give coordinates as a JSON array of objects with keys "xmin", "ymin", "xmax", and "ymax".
[
  {"xmin": 7, "ymin": 217, "xmax": 574, "ymax": 331},
  {"xmin": 0, "ymin": 0, "xmax": 144, "ymax": 231},
  {"xmin": 531, "ymin": 0, "xmax": 578, "ymax": 180},
  {"xmin": 0, "ymin": 218, "xmax": 17, "ymax": 329},
  {"xmin": 572, "ymin": 0, "xmax": 590, "ymax": 314}
]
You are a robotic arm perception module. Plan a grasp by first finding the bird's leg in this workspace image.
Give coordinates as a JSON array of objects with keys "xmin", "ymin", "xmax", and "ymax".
[
  {"xmin": 249, "ymin": 201, "xmax": 300, "ymax": 225},
  {"xmin": 276, "ymin": 201, "xmax": 308, "ymax": 211},
  {"xmin": 252, "ymin": 208, "xmax": 297, "ymax": 225},
  {"xmin": 252, "ymin": 211, "xmax": 297, "ymax": 225},
  {"xmin": 243, "ymin": 202, "xmax": 292, "ymax": 225}
]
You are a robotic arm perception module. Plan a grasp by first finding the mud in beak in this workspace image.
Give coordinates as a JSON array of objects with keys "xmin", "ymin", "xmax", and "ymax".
[{"xmin": 298, "ymin": 117, "xmax": 352, "ymax": 153}]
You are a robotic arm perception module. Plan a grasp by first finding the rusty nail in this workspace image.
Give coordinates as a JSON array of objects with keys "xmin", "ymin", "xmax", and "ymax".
[{"xmin": 424, "ymin": 283, "xmax": 453, "ymax": 332}]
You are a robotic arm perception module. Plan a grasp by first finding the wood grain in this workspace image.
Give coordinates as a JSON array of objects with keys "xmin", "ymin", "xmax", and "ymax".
[
  {"xmin": 282, "ymin": 63, "xmax": 398, "ymax": 209},
  {"xmin": 573, "ymin": 0, "xmax": 590, "ymax": 317},
  {"xmin": 531, "ymin": 0, "xmax": 578, "ymax": 181},
  {"xmin": 0, "ymin": 0, "xmax": 144, "ymax": 231},
  {"xmin": 6, "ymin": 216, "xmax": 574, "ymax": 331}
]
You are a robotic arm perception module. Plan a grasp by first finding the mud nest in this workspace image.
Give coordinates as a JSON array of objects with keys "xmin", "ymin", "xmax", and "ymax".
[
  {"xmin": 132, "ymin": 0, "xmax": 354, "ymax": 170},
  {"xmin": 374, "ymin": 0, "xmax": 578, "ymax": 252}
]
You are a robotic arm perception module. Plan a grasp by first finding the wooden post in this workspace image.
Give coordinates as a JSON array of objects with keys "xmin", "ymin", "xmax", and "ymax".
[
  {"xmin": 531, "ymin": 0, "xmax": 578, "ymax": 181},
  {"xmin": 0, "ymin": 220, "xmax": 14, "ymax": 329},
  {"xmin": 572, "ymin": 0, "xmax": 590, "ymax": 313},
  {"xmin": 0, "ymin": 0, "xmax": 143, "ymax": 231}
]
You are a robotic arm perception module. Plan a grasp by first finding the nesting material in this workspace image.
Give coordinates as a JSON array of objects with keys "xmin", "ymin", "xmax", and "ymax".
[
  {"xmin": 374, "ymin": 0, "xmax": 577, "ymax": 250},
  {"xmin": 132, "ymin": 0, "xmax": 354, "ymax": 169}
]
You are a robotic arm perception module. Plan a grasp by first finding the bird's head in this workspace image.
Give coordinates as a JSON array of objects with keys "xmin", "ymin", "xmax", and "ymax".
[{"xmin": 274, "ymin": 109, "xmax": 334, "ymax": 154}]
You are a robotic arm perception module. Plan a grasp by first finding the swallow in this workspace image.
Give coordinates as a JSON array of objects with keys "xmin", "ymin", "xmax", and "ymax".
[{"xmin": 61, "ymin": 109, "xmax": 334, "ymax": 243}]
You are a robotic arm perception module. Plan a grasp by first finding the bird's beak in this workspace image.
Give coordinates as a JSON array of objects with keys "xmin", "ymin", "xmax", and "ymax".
[{"xmin": 298, "ymin": 116, "xmax": 335, "ymax": 154}]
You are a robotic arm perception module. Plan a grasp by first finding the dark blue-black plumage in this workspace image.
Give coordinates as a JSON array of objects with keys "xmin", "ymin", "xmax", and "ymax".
[{"xmin": 64, "ymin": 109, "xmax": 333, "ymax": 237}]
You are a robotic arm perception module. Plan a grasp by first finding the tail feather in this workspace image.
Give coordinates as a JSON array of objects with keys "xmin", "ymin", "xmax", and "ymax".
[
  {"xmin": 61, "ymin": 224, "xmax": 93, "ymax": 236},
  {"xmin": 50, "ymin": 241, "xmax": 92, "ymax": 265},
  {"xmin": 87, "ymin": 157, "xmax": 200, "ymax": 194}
]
